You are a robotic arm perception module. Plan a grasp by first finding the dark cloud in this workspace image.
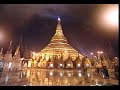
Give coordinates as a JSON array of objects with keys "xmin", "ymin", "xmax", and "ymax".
[{"xmin": 0, "ymin": 4, "xmax": 97, "ymax": 24}]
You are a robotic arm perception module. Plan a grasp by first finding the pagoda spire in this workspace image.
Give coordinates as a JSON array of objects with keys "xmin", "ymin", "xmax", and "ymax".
[
  {"xmin": 58, "ymin": 16, "xmax": 61, "ymax": 21},
  {"xmin": 14, "ymin": 32, "xmax": 23, "ymax": 57},
  {"xmin": 51, "ymin": 16, "xmax": 68, "ymax": 43},
  {"xmin": 7, "ymin": 41, "xmax": 12, "ymax": 54},
  {"xmin": 14, "ymin": 43, "xmax": 20, "ymax": 56},
  {"xmin": 24, "ymin": 41, "xmax": 30, "ymax": 59},
  {"xmin": 56, "ymin": 16, "xmax": 62, "ymax": 32}
]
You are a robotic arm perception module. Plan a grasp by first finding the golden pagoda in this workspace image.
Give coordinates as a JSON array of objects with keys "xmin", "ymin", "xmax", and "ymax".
[
  {"xmin": 34, "ymin": 17, "xmax": 83, "ymax": 60},
  {"xmin": 32, "ymin": 17, "xmax": 84, "ymax": 68}
]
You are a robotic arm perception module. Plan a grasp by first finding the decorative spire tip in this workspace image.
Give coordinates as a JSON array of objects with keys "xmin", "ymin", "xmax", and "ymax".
[{"xmin": 58, "ymin": 16, "xmax": 61, "ymax": 21}]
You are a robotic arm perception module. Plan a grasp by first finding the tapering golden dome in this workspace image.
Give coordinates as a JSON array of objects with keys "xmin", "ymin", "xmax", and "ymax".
[{"xmin": 36, "ymin": 17, "xmax": 83, "ymax": 61}]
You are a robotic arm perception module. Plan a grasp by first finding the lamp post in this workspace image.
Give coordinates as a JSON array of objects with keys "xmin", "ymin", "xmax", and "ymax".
[
  {"xmin": 90, "ymin": 53, "xmax": 93, "ymax": 56},
  {"xmin": 114, "ymin": 57, "xmax": 118, "ymax": 65},
  {"xmin": 97, "ymin": 51, "xmax": 100, "ymax": 60},
  {"xmin": 100, "ymin": 51, "xmax": 103, "ymax": 54},
  {"xmin": 90, "ymin": 52, "xmax": 93, "ymax": 59},
  {"xmin": 115, "ymin": 57, "xmax": 118, "ymax": 59},
  {"xmin": 100, "ymin": 51, "xmax": 103, "ymax": 60},
  {"xmin": 97, "ymin": 51, "xmax": 103, "ymax": 60}
]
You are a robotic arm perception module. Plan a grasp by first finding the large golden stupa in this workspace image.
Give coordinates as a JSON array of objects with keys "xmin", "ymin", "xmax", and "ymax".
[
  {"xmin": 31, "ymin": 17, "xmax": 85, "ymax": 68},
  {"xmin": 35, "ymin": 17, "xmax": 83, "ymax": 60}
]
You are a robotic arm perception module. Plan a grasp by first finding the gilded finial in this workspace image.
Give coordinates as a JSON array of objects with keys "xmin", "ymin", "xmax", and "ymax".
[{"xmin": 58, "ymin": 16, "xmax": 61, "ymax": 21}]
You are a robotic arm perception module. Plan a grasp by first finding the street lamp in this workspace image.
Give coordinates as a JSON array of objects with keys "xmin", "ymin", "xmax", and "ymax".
[
  {"xmin": 115, "ymin": 57, "xmax": 117, "ymax": 59},
  {"xmin": 97, "ymin": 51, "xmax": 100, "ymax": 54},
  {"xmin": 97, "ymin": 51, "xmax": 103, "ymax": 60},
  {"xmin": 100, "ymin": 51, "xmax": 103, "ymax": 54},
  {"xmin": 90, "ymin": 52, "xmax": 94, "ymax": 59},
  {"xmin": 90, "ymin": 53, "xmax": 93, "ymax": 55},
  {"xmin": 100, "ymin": 51, "xmax": 103, "ymax": 60},
  {"xmin": 97, "ymin": 51, "xmax": 100, "ymax": 60}
]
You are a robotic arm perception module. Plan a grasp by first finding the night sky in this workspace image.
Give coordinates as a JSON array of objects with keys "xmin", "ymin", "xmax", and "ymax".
[{"xmin": 0, "ymin": 4, "xmax": 119, "ymax": 58}]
